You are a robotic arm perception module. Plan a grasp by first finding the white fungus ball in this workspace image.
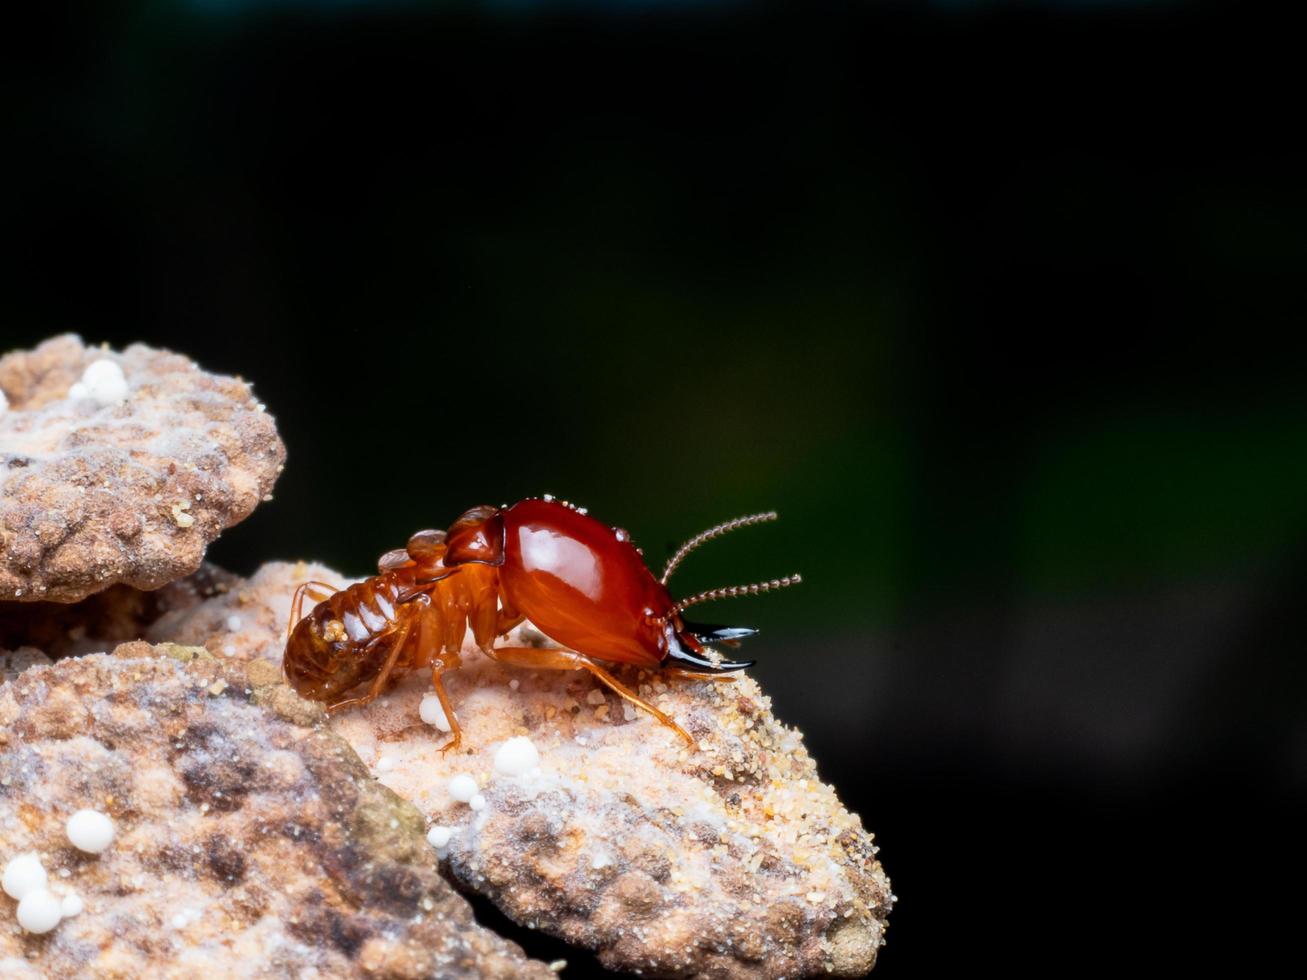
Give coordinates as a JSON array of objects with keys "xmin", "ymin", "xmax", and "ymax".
[
  {"xmin": 0, "ymin": 388, "xmax": 8, "ymax": 415},
  {"xmin": 61, "ymin": 892, "xmax": 84, "ymax": 918},
  {"xmin": 66, "ymin": 809, "xmax": 116, "ymax": 854},
  {"xmin": 3, "ymin": 853, "xmax": 48, "ymax": 899},
  {"xmin": 78, "ymin": 359, "xmax": 129, "ymax": 405},
  {"xmin": 426, "ymin": 826, "xmax": 453, "ymax": 849},
  {"xmin": 494, "ymin": 736, "xmax": 540, "ymax": 777},
  {"xmin": 16, "ymin": 889, "xmax": 63, "ymax": 934},
  {"xmin": 469, "ymin": 793, "xmax": 487, "ymax": 811},
  {"xmin": 374, "ymin": 756, "xmax": 395, "ymax": 774},
  {"xmin": 446, "ymin": 773, "xmax": 478, "ymax": 803},
  {"xmin": 419, "ymin": 693, "xmax": 452, "ymax": 732}
]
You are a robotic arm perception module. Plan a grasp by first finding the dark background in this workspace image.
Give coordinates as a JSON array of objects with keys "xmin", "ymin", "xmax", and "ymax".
[{"xmin": 4, "ymin": 1, "xmax": 1303, "ymax": 974}]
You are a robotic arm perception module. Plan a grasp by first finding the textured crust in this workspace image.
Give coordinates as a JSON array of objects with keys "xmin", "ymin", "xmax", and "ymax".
[
  {"xmin": 143, "ymin": 560, "xmax": 895, "ymax": 978},
  {"xmin": 0, "ymin": 335, "xmax": 285, "ymax": 603},
  {"xmin": 0, "ymin": 648, "xmax": 554, "ymax": 979}
]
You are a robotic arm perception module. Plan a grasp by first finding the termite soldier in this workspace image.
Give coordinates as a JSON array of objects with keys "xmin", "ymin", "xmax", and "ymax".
[{"xmin": 283, "ymin": 497, "xmax": 800, "ymax": 751}]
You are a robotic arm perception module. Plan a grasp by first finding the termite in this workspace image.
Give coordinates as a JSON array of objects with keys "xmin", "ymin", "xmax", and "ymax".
[{"xmin": 282, "ymin": 497, "xmax": 800, "ymax": 750}]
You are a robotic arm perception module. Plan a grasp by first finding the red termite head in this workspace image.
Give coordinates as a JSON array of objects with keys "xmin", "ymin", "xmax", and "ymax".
[{"xmin": 441, "ymin": 497, "xmax": 799, "ymax": 672}]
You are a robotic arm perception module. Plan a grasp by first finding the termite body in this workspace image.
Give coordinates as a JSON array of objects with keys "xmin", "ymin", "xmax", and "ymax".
[{"xmin": 283, "ymin": 497, "xmax": 799, "ymax": 751}]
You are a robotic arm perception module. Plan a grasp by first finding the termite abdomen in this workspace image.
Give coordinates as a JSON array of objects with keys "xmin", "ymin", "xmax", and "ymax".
[{"xmin": 284, "ymin": 578, "xmax": 405, "ymax": 702}]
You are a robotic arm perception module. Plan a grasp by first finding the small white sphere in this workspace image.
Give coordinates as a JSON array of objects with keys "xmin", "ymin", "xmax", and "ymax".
[
  {"xmin": 0, "ymin": 388, "xmax": 8, "ymax": 414},
  {"xmin": 3, "ymin": 852, "xmax": 48, "ymax": 899},
  {"xmin": 66, "ymin": 809, "xmax": 116, "ymax": 854},
  {"xmin": 494, "ymin": 736, "xmax": 540, "ymax": 777},
  {"xmin": 446, "ymin": 773, "xmax": 477, "ymax": 802},
  {"xmin": 225, "ymin": 614, "xmax": 242, "ymax": 631},
  {"xmin": 426, "ymin": 825, "xmax": 452, "ymax": 849},
  {"xmin": 80, "ymin": 359, "xmax": 129, "ymax": 405},
  {"xmin": 469, "ymin": 793, "xmax": 487, "ymax": 811},
  {"xmin": 16, "ymin": 889, "xmax": 63, "ymax": 934},
  {"xmin": 375, "ymin": 756, "xmax": 395, "ymax": 774},
  {"xmin": 419, "ymin": 693, "xmax": 452, "ymax": 732},
  {"xmin": 61, "ymin": 892, "xmax": 84, "ymax": 917}
]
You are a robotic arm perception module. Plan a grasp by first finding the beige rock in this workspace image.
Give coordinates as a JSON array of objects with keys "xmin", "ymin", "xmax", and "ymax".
[
  {"xmin": 0, "ymin": 647, "xmax": 552, "ymax": 979},
  {"xmin": 144, "ymin": 560, "xmax": 356, "ymax": 663},
  {"xmin": 148, "ymin": 561, "xmax": 894, "ymax": 978},
  {"xmin": 0, "ymin": 335, "xmax": 285, "ymax": 603}
]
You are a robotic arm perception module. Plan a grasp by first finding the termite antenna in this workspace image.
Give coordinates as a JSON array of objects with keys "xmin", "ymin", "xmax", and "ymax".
[
  {"xmin": 660, "ymin": 511, "xmax": 780, "ymax": 584},
  {"xmin": 668, "ymin": 574, "xmax": 802, "ymax": 617}
]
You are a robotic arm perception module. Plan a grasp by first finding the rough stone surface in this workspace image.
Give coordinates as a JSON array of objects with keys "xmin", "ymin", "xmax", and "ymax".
[
  {"xmin": 0, "ymin": 564, "xmax": 239, "ymax": 660},
  {"xmin": 147, "ymin": 561, "xmax": 894, "ymax": 978},
  {"xmin": 0, "ymin": 647, "xmax": 553, "ymax": 979},
  {"xmin": 0, "ymin": 335, "xmax": 286, "ymax": 603},
  {"xmin": 144, "ymin": 560, "xmax": 356, "ymax": 665}
]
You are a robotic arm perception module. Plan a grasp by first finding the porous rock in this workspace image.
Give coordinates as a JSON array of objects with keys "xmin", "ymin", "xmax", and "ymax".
[
  {"xmin": 0, "ymin": 335, "xmax": 285, "ymax": 603},
  {"xmin": 0, "ymin": 647, "xmax": 553, "ymax": 979},
  {"xmin": 147, "ymin": 561, "xmax": 894, "ymax": 978}
]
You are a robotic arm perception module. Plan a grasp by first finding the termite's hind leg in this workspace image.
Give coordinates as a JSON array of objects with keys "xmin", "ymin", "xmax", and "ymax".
[
  {"xmin": 483, "ymin": 646, "xmax": 694, "ymax": 747},
  {"xmin": 287, "ymin": 580, "xmax": 341, "ymax": 640},
  {"xmin": 324, "ymin": 617, "xmax": 413, "ymax": 715}
]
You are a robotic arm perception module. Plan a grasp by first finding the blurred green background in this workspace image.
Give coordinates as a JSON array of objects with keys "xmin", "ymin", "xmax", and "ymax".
[{"xmin": 4, "ymin": 1, "xmax": 1303, "ymax": 974}]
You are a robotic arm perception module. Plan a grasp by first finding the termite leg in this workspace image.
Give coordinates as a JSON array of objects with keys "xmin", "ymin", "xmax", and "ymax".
[
  {"xmin": 662, "ymin": 667, "xmax": 739, "ymax": 683},
  {"xmin": 416, "ymin": 599, "xmax": 464, "ymax": 755},
  {"xmin": 495, "ymin": 596, "xmax": 526, "ymax": 637},
  {"xmin": 287, "ymin": 580, "xmax": 340, "ymax": 640},
  {"xmin": 325, "ymin": 616, "xmax": 414, "ymax": 715},
  {"xmin": 429, "ymin": 668, "xmax": 464, "ymax": 755},
  {"xmin": 482, "ymin": 646, "xmax": 694, "ymax": 747}
]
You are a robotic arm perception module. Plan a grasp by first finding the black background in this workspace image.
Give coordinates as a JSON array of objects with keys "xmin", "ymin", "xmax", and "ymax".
[{"xmin": 4, "ymin": 1, "xmax": 1304, "ymax": 975}]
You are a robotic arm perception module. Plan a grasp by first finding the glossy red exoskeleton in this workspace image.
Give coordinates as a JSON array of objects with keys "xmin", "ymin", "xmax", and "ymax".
[{"xmin": 282, "ymin": 497, "xmax": 799, "ymax": 750}]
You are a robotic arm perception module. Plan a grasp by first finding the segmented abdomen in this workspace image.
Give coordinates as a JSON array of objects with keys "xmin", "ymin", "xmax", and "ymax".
[
  {"xmin": 283, "ymin": 562, "xmax": 501, "ymax": 704},
  {"xmin": 283, "ymin": 573, "xmax": 412, "ymax": 703}
]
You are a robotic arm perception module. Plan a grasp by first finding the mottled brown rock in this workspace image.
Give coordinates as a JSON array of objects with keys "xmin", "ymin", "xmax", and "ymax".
[
  {"xmin": 148, "ymin": 561, "xmax": 894, "ymax": 977},
  {"xmin": 0, "ymin": 335, "xmax": 285, "ymax": 603},
  {"xmin": 0, "ymin": 648, "xmax": 553, "ymax": 979},
  {"xmin": 0, "ymin": 563, "xmax": 239, "ymax": 658}
]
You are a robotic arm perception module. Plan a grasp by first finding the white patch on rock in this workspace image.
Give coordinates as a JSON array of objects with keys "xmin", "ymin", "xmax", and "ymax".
[
  {"xmin": 493, "ymin": 736, "xmax": 540, "ymax": 777},
  {"xmin": 420, "ymin": 694, "xmax": 453, "ymax": 732},
  {"xmin": 66, "ymin": 809, "xmax": 116, "ymax": 854},
  {"xmin": 2, "ymin": 853, "xmax": 47, "ymax": 899},
  {"xmin": 16, "ymin": 890, "xmax": 63, "ymax": 934},
  {"xmin": 75, "ymin": 359, "xmax": 130, "ymax": 406},
  {"xmin": 447, "ymin": 774, "xmax": 478, "ymax": 803}
]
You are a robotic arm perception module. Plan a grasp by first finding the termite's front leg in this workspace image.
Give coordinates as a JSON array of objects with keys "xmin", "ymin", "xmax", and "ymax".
[{"xmin": 481, "ymin": 644, "xmax": 694, "ymax": 747}]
